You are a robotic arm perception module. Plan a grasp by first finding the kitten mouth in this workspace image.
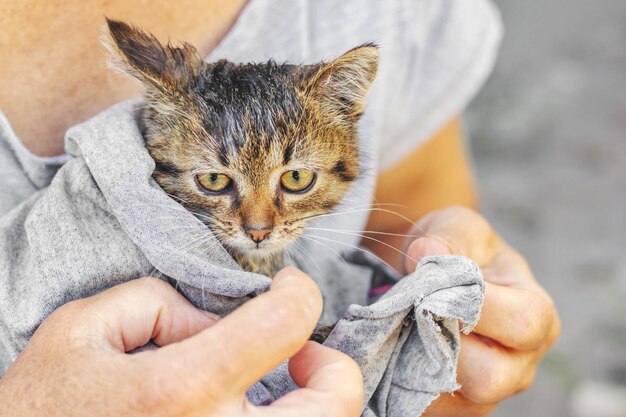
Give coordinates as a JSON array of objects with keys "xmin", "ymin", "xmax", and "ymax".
[
  {"xmin": 250, "ymin": 240, "xmax": 277, "ymax": 253},
  {"xmin": 226, "ymin": 235, "xmax": 292, "ymax": 259}
]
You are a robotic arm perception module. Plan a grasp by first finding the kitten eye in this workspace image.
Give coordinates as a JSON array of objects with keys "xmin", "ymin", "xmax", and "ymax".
[
  {"xmin": 280, "ymin": 170, "xmax": 316, "ymax": 193},
  {"xmin": 196, "ymin": 173, "xmax": 233, "ymax": 193}
]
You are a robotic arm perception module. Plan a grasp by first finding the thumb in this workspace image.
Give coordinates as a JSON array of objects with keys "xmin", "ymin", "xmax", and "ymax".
[
  {"xmin": 147, "ymin": 267, "xmax": 323, "ymax": 400},
  {"xmin": 404, "ymin": 206, "xmax": 501, "ymax": 273},
  {"xmin": 405, "ymin": 237, "xmax": 452, "ymax": 273}
]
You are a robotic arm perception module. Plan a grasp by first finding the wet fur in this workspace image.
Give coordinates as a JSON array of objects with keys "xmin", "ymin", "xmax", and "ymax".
[{"xmin": 106, "ymin": 19, "xmax": 378, "ymax": 277}]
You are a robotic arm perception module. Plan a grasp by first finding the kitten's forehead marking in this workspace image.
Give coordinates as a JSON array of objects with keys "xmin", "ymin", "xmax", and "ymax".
[{"xmin": 195, "ymin": 60, "xmax": 304, "ymax": 159}]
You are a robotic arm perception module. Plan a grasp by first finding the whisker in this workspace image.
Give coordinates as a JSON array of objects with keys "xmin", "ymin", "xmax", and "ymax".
[
  {"xmin": 199, "ymin": 237, "xmax": 231, "ymax": 310},
  {"xmin": 171, "ymin": 235, "xmax": 210, "ymax": 253},
  {"xmin": 111, "ymin": 210, "xmax": 217, "ymax": 227},
  {"xmin": 288, "ymin": 239, "xmax": 323, "ymax": 275},
  {"xmin": 343, "ymin": 202, "xmax": 414, "ymax": 210},
  {"xmin": 189, "ymin": 212, "xmax": 220, "ymax": 223},
  {"xmin": 147, "ymin": 224, "xmax": 215, "ymax": 239},
  {"xmin": 181, "ymin": 237, "xmax": 220, "ymax": 261},
  {"xmin": 303, "ymin": 233, "xmax": 398, "ymax": 273},
  {"xmin": 298, "ymin": 234, "xmax": 350, "ymax": 268},
  {"xmin": 171, "ymin": 229, "xmax": 219, "ymax": 253},
  {"xmin": 294, "ymin": 207, "xmax": 415, "ymax": 226},
  {"xmin": 307, "ymin": 227, "xmax": 422, "ymax": 239},
  {"xmin": 306, "ymin": 228, "xmax": 417, "ymax": 265},
  {"xmin": 123, "ymin": 215, "xmax": 210, "ymax": 227},
  {"xmin": 126, "ymin": 202, "xmax": 189, "ymax": 210},
  {"xmin": 122, "ymin": 203, "xmax": 218, "ymax": 221},
  {"xmin": 165, "ymin": 192, "xmax": 191, "ymax": 204},
  {"xmin": 181, "ymin": 237, "xmax": 222, "ymax": 258}
]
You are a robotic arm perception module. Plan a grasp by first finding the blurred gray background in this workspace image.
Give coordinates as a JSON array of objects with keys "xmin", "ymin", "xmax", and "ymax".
[{"xmin": 465, "ymin": 0, "xmax": 626, "ymax": 415}]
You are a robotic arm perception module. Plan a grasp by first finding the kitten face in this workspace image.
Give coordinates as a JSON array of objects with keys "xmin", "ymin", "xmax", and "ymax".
[{"xmin": 106, "ymin": 19, "xmax": 378, "ymax": 262}]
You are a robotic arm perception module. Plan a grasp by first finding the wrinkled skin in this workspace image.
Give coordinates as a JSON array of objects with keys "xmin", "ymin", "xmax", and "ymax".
[
  {"xmin": 0, "ymin": 270, "xmax": 364, "ymax": 417},
  {"xmin": 407, "ymin": 207, "xmax": 560, "ymax": 416}
]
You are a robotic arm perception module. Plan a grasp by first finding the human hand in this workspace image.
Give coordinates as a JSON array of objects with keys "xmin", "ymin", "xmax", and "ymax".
[
  {"xmin": 404, "ymin": 206, "xmax": 560, "ymax": 416},
  {"xmin": 0, "ymin": 269, "xmax": 363, "ymax": 417}
]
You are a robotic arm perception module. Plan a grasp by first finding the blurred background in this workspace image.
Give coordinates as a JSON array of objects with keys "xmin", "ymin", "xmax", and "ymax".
[{"xmin": 465, "ymin": 0, "xmax": 626, "ymax": 416}]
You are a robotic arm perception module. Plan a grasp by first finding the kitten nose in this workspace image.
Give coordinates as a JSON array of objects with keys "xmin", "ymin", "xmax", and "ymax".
[{"xmin": 245, "ymin": 226, "xmax": 272, "ymax": 243}]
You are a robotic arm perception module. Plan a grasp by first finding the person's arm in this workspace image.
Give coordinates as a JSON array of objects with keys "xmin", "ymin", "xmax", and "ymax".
[
  {"xmin": 0, "ymin": 269, "xmax": 363, "ymax": 417},
  {"xmin": 363, "ymin": 117, "xmax": 561, "ymax": 417}
]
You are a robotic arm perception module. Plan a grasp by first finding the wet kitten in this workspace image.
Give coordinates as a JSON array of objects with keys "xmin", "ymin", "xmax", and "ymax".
[{"xmin": 106, "ymin": 19, "xmax": 378, "ymax": 277}]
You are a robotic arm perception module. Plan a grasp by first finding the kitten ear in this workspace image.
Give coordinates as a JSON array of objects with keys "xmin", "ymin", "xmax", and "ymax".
[
  {"xmin": 104, "ymin": 18, "xmax": 202, "ymax": 91},
  {"xmin": 304, "ymin": 44, "xmax": 379, "ymax": 119}
]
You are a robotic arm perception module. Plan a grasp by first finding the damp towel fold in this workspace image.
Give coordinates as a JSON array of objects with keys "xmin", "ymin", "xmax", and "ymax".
[{"xmin": 0, "ymin": 101, "xmax": 484, "ymax": 416}]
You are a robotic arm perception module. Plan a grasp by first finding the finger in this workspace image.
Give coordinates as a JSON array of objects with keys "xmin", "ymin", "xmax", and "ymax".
[
  {"xmin": 67, "ymin": 277, "xmax": 219, "ymax": 352},
  {"xmin": 406, "ymin": 207, "xmax": 540, "ymax": 290},
  {"xmin": 405, "ymin": 206, "xmax": 501, "ymax": 272},
  {"xmin": 456, "ymin": 333, "xmax": 536, "ymax": 405},
  {"xmin": 265, "ymin": 342, "xmax": 364, "ymax": 417},
  {"xmin": 404, "ymin": 236, "xmax": 452, "ymax": 272},
  {"xmin": 152, "ymin": 267, "xmax": 323, "ymax": 398},
  {"xmin": 474, "ymin": 282, "xmax": 556, "ymax": 351},
  {"xmin": 423, "ymin": 392, "xmax": 496, "ymax": 417}
]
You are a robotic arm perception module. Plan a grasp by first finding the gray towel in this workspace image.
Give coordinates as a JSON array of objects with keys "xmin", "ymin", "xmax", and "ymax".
[
  {"xmin": 249, "ymin": 255, "xmax": 484, "ymax": 416},
  {"xmin": 0, "ymin": 101, "xmax": 483, "ymax": 415}
]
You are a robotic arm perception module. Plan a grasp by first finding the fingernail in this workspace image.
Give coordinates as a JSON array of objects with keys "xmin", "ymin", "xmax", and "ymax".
[{"xmin": 408, "ymin": 237, "xmax": 452, "ymax": 259}]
